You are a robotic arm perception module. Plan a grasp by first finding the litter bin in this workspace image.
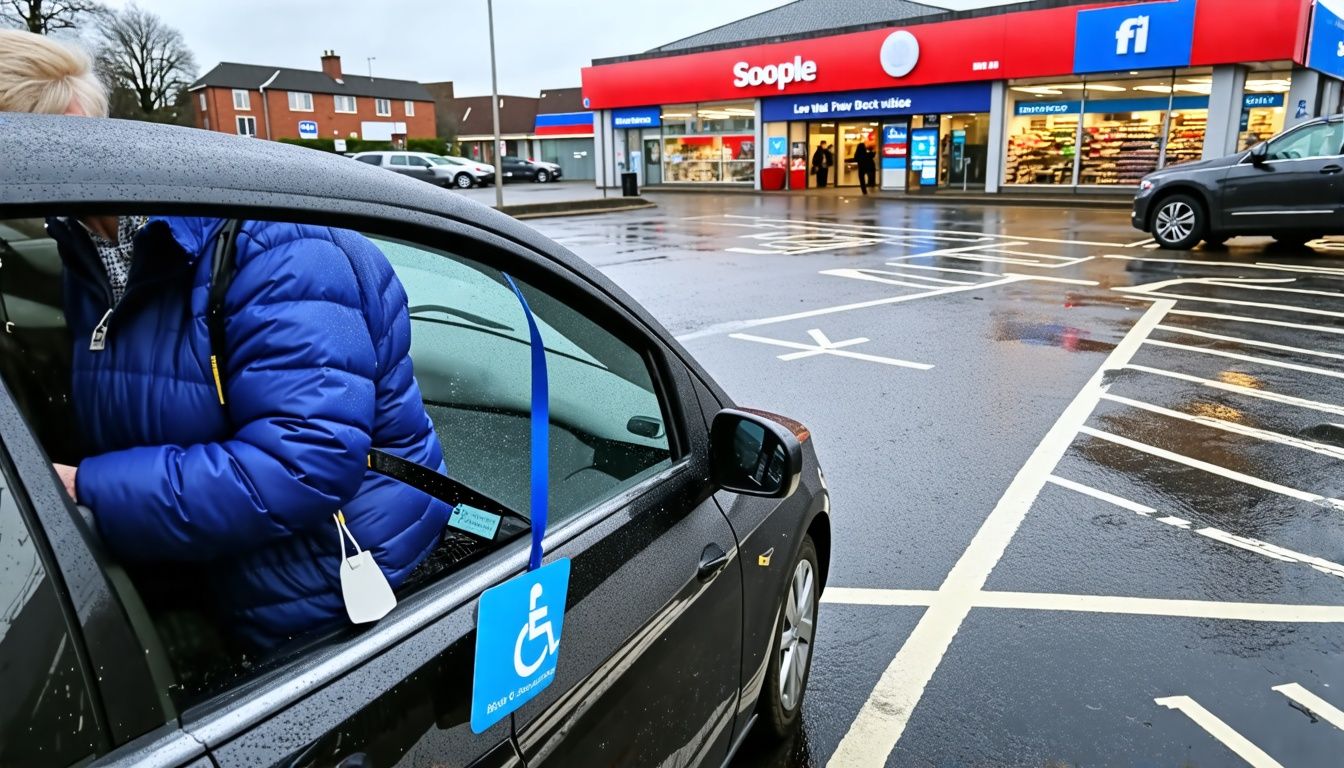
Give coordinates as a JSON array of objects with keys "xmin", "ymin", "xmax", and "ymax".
[{"xmin": 621, "ymin": 172, "xmax": 639, "ymax": 197}]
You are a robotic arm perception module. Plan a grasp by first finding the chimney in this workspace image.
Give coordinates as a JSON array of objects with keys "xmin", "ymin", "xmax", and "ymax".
[{"xmin": 321, "ymin": 50, "xmax": 343, "ymax": 81}]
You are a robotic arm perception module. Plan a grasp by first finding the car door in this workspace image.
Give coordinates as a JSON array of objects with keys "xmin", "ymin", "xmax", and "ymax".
[
  {"xmin": 367, "ymin": 232, "xmax": 746, "ymax": 767},
  {"xmin": 0, "ymin": 209, "xmax": 522, "ymax": 768},
  {"xmin": 1219, "ymin": 120, "xmax": 1344, "ymax": 231}
]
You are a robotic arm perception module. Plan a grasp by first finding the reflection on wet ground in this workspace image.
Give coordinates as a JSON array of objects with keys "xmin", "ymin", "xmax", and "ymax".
[{"xmin": 532, "ymin": 196, "xmax": 1344, "ymax": 768}]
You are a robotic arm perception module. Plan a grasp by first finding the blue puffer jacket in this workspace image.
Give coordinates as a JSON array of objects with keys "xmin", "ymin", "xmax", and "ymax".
[{"xmin": 50, "ymin": 216, "xmax": 451, "ymax": 649}]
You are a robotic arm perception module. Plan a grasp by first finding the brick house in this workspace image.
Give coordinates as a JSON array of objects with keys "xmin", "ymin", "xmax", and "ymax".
[{"xmin": 189, "ymin": 51, "xmax": 436, "ymax": 143}]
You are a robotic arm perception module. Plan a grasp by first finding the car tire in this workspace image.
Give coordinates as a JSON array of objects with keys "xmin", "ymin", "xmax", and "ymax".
[
  {"xmin": 535, "ymin": 169, "xmax": 550, "ymax": 183},
  {"xmin": 454, "ymin": 173, "xmax": 474, "ymax": 189},
  {"xmin": 1151, "ymin": 194, "xmax": 1205, "ymax": 250},
  {"xmin": 760, "ymin": 535, "xmax": 819, "ymax": 741}
]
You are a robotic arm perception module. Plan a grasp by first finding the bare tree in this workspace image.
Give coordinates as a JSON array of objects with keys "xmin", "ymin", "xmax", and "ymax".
[
  {"xmin": 96, "ymin": 4, "xmax": 195, "ymax": 118},
  {"xmin": 1, "ymin": 0, "xmax": 105, "ymax": 34}
]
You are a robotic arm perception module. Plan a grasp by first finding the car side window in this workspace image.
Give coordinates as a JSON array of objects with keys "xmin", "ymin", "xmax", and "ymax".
[
  {"xmin": 0, "ymin": 455, "xmax": 99, "ymax": 764},
  {"xmin": 1265, "ymin": 122, "xmax": 1344, "ymax": 161},
  {"xmin": 372, "ymin": 237, "xmax": 676, "ymax": 526},
  {"xmin": 390, "ymin": 155, "xmax": 408, "ymax": 167},
  {"xmin": 355, "ymin": 155, "xmax": 381, "ymax": 165}
]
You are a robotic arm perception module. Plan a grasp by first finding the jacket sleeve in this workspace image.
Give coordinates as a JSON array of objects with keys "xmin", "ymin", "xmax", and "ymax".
[{"xmin": 77, "ymin": 224, "xmax": 377, "ymax": 562}]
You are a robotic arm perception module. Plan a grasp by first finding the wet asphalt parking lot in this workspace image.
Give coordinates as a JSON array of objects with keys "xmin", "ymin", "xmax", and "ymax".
[{"xmin": 527, "ymin": 192, "xmax": 1344, "ymax": 768}]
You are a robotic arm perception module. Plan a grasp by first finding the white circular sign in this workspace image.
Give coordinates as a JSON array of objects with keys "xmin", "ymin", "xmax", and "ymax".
[{"xmin": 880, "ymin": 30, "xmax": 920, "ymax": 78}]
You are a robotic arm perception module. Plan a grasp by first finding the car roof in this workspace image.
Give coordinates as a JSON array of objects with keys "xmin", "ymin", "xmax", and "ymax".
[{"xmin": 1, "ymin": 115, "xmax": 528, "ymax": 238}]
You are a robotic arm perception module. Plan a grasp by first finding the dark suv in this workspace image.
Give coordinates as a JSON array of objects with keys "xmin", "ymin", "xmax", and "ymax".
[{"xmin": 1133, "ymin": 115, "xmax": 1344, "ymax": 249}]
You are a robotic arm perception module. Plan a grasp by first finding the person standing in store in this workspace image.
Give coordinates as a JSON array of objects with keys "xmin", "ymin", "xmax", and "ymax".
[
  {"xmin": 854, "ymin": 140, "xmax": 877, "ymax": 195},
  {"xmin": 812, "ymin": 141, "xmax": 833, "ymax": 188}
]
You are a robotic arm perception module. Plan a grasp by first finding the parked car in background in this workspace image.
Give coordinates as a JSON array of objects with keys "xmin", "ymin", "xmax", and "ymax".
[
  {"xmin": 351, "ymin": 151, "xmax": 485, "ymax": 189},
  {"xmin": 1133, "ymin": 115, "xmax": 1344, "ymax": 249},
  {"xmin": 0, "ymin": 114, "xmax": 830, "ymax": 768},
  {"xmin": 501, "ymin": 156, "xmax": 561, "ymax": 183},
  {"xmin": 437, "ymin": 155, "xmax": 496, "ymax": 186}
]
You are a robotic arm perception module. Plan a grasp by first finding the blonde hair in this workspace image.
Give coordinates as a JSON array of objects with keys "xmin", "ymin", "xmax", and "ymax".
[{"xmin": 0, "ymin": 29, "xmax": 108, "ymax": 117}]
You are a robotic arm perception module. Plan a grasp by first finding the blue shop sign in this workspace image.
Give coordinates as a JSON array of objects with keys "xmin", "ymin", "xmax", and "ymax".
[
  {"xmin": 1307, "ymin": 0, "xmax": 1344, "ymax": 79},
  {"xmin": 612, "ymin": 106, "xmax": 661, "ymax": 128},
  {"xmin": 1017, "ymin": 95, "xmax": 1207, "ymax": 117},
  {"xmin": 1073, "ymin": 0, "xmax": 1196, "ymax": 75},
  {"xmin": 1242, "ymin": 93, "xmax": 1285, "ymax": 109},
  {"xmin": 761, "ymin": 82, "xmax": 991, "ymax": 122},
  {"xmin": 297, "ymin": 120, "xmax": 318, "ymax": 139}
]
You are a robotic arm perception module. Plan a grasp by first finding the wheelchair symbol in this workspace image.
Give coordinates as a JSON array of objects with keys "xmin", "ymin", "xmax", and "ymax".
[{"xmin": 514, "ymin": 582, "xmax": 560, "ymax": 677}]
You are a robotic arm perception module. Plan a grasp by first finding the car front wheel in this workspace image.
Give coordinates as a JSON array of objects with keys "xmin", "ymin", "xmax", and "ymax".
[
  {"xmin": 454, "ymin": 173, "xmax": 474, "ymax": 189},
  {"xmin": 1151, "ymin": 194, "xmax": 1205, "ymax": 250},
  {"xmin": 760, "ymin": 535, "xmax": 819, "ymax": 740},
  {"xmin": 535, "ymin": 169, "xmax": 550, "ymax": 183}
]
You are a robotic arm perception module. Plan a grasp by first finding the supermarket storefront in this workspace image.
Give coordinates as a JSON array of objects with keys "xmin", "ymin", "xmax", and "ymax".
[{"xmin": 583, "ymin": 0, "xmax": 1338, "ymax": 194}]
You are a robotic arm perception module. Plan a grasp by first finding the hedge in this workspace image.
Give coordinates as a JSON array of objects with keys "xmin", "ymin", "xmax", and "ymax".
[{"xmin": 279, "ymin": 137, "xmax": 455, "ymax": 156}]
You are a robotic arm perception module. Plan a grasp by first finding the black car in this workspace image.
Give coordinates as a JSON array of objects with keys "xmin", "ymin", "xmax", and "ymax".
[
  {"xmin": 1133, "ymin": 115, "xmax": 1344, "ymax": 249},
  {"xmin": 501, "ymin": 156, "xmax": 559, "ymax": 183},
  {"xmin": 0, "ymin": 115, "xmax": 829, "ymax": 768}
]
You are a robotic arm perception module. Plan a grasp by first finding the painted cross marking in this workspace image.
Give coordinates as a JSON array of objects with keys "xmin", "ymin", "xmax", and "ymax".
[{"xmin": 729, "ymin": 328, "xmax": 933, "ymax": 370}]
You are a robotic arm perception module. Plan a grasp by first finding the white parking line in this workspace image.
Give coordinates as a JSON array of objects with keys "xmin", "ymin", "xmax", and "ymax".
[
  {"xmin": 1154, "ymin": 697, "xmax": 1285, "ymax": 768},
  {"xmin": 1104, "ymin": 254, "xmax": 1344, "ymax": 277},
  {"xmin": 1078, "ymin": 427, "xmax": 1344, "ymax": 512},
  {"xmin": 1199, "ymin": 278, "xmax": 1344, "ymax": 300},
  {"xmin": 1050, "ymin": 475, "xmax": 1344, "ymax": 578},
  {"xmin": 819, "ymin": 268, "xmax": 974, "ymax": 290},
  {"xmin": 1099, "ymin": 393, "xmax": 1344, "ymax": 461},
  {"xmin": 1154, "ymin": 325, "xmax": 1344, "ymax": 362},
  {"xmin": 1144, "ymin": 339, "xmax": 1344, "ymax": 381},
  {"xmin": 1271, "ymin": 684, "xmax": 1344, "ymax": 731},
  {"xmin": 884, "ymin": 262, "xmax": 1002, "ymax": 277},
  {"xmin": 1125, "ymin": 364, "xmax": 1344, "ymax": 417},
  {"xmin": 870, "ymin": 270, "xmax": 977, "ymax": 286},
  {"xmin": 827, "ymin": 299, "xmax": 1175, "ymax": 768},
  {"xmin": 714, "ymin": 214, "xmax": 1132, "ymax": 247},
  {"xmin": 1168, "ymin": 309, "xmax": 1344, "ymax": 336},
  {"xmin": 822, "ymin": 587, "xmax": 1344, "ymax": 622},
  {"xmin": 1114, "ymin": 287, "xmax": 1344, "ymax": 320}
]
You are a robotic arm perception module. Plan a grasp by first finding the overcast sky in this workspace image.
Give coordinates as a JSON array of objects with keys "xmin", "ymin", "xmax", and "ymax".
[{"xmin": 108, "ymin": 0, "xmax": 1012, "ymax": 96}]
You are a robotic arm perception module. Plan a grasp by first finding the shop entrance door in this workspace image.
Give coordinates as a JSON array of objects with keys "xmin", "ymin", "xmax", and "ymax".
[
  {"xmin": 837, "ymin": 122, "xmax": 879, "ymax": 188},
  {"xmin": 643, "ymin": 134, "xmax": 662, "ymax": 185},
  {"xmin": 806, "ymin": 123, "xmax": 837, "ymax": 188}
]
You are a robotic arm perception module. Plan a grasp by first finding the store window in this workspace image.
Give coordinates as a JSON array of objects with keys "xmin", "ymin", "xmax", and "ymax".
[
  {"xmin": 1238, "ymin": 70, "xmax": 1292, "ymax": 150},
  {"xmin": 1006, "ymin": 71, "xmax": 1212, "ymax": 186},
  {"xmin": 660, "ymin": 101, "xmax": 755, "ymax": 184}
]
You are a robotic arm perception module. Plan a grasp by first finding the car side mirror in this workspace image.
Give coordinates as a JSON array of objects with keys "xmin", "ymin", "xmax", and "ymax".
[
  {"xmin": 710, "ymin": 409, "xmax": 803, "ymax": 498},
  {"xmin": 1249, "ymin": 143, "xmax": 1268, "ymax": 165}
]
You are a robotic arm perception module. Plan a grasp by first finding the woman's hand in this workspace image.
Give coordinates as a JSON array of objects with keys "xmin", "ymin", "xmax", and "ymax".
[{"xmin": 54, "ymin": 463, "xmax": 77, "ymax": 501}]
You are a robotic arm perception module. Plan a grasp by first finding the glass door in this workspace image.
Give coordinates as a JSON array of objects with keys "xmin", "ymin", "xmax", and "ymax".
[
  {"xmin": 643, "ymin": 134, "xmax": 662, "ymax": 185},
  {"xmin": 836, "ymin": 122, "xmax": 879, "ymax": 187},
  {"xmin": 807, "ymin": 122, "xmax": 838, "ymax": 188}
]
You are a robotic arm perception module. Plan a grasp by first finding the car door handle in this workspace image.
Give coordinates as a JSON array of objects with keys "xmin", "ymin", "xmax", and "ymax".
[
  {"xmin": 697, "ymin": 543, "xmax": 731, "ymax": 582},
  {"xmin": 1321, "ymin": 164, "xmax": 1343, "ymax": 174}
]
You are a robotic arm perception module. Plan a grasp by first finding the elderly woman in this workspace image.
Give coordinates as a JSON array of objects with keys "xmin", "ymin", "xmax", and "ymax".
[{"xmin": 0, "ymin": 30, "xmax": 450, "ymax": 650}]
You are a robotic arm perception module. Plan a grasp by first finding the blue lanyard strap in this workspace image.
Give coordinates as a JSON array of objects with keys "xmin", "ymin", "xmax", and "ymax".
[{"xmin": 503, "ymin": 274, "xmax": 549, "ymax": 572}]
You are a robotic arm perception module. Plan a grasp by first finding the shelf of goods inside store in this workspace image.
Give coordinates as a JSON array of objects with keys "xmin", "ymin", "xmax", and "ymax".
[
  {"xmin": 1242, "ymin": 112, "xmax": 1277, "ymax": 148},
  {"xmin": 1081, "ymin": 120, "xmax": 1160, "ymax": 185},
  {"xmin": 1163, "ymin": 114, "xmax": 1207, "ymax": 167},
  {"xmin": 1006, "ymin": 118, "xmax": 1078, "ymax": 184}
]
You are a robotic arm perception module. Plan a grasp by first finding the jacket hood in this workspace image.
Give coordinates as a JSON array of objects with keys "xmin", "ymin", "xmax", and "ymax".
[{"xmin": 156, "ymin": 216, "xmax": 227, "ymax": 261}]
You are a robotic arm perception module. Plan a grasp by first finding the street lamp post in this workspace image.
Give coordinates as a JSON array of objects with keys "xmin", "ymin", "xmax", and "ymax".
[{"xmin": 487, "ymin": 0, "xmax": 505, "ymax": 208}]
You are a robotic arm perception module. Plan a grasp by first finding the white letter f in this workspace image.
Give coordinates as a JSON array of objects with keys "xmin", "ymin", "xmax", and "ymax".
[{"xmin": 1116, "ymin": 15, "xmax": 1150, "ymax": 55}]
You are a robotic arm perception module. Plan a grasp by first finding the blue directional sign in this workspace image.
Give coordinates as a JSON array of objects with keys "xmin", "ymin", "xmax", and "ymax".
[
  {"xmin": 1307, "ymin": 0, "xmax": 1344, "ymax": 79},
  {"xmin": 471, "ymin": 558, "xmax": 571, "ymax": 733},
  {"xmin": 1073, "ymin": 0, "xmax": 1196, "ymax": 74}
]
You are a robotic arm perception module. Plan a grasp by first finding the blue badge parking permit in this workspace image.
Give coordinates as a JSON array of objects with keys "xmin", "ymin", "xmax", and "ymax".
[
  {"xmin": 470, "ymin": 558, "xmax": 570, "ymax": 733},
  {"xmin": 448, "ymin": 504, "xmax": 501, "ymax": 540}
]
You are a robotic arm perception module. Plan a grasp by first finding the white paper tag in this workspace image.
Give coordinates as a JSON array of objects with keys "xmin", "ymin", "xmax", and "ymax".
[{"xmin": 334, "ymin": 512, "xmax": 397, "ymax": 624}]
